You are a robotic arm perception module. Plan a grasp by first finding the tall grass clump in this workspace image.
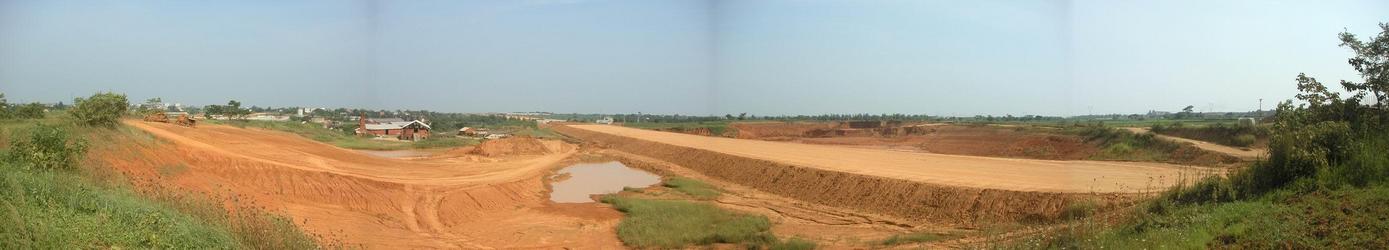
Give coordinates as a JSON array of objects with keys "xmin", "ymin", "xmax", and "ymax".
[
  {"xmin": 663, "ymin": 177, "xmax": 722, "ymax": 199},
  {"xmin": 600, "ymin": 195, "xmax": 776, "ymax": 248}
]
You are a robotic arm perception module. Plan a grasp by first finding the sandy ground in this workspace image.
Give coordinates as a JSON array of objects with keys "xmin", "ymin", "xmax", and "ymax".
[
  {"xmin": 116, "ymin": 121, "xmax": 624, "ymax": 248},
  {"xmin": 1123, "ymin": 127, "xmax": 1267, "ymax": 160},
  {"xmin": 567, "ymin": 125, "xmax": 1218, "ymax": 193}
]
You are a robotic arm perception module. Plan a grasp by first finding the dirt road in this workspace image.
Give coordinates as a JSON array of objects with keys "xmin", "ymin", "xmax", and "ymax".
[
  {"xmin": 113, "ymin": 121, "xmax": 623, "ymax": 248},
  {"xmin": 1123, "ymin": 127, "xmax": 1266, "ymax": 160},
  {"xmin": 567, "ymin": 125, "xmax": 1216, "ymax": 193}
]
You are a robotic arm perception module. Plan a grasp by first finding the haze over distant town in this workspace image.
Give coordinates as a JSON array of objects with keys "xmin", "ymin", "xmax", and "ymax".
[{"xmin": 1, "ymin": 0, "xmax": 1385, "ymax": 116}]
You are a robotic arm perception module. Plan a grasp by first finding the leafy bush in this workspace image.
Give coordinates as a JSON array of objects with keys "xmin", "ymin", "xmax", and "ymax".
[
  {"xmin": 5, "ymin": 124, "xmax": 87, "ymax": 171},
  {"xmin": 70, "ymin": 92, "xmax": 129, "ymax": 128},
  {"xmin": 12, "ymin": 103, "xmax": 45, "ymax": 119}
]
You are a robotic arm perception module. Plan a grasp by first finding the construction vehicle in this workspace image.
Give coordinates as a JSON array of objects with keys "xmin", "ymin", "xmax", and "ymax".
[{"xmin": 143, "ymin": 111, "xmax": 197, "ymax": 127}]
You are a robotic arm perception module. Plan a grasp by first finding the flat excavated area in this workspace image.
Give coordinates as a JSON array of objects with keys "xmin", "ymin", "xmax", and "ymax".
[
  {"xmin": 113, "ymin": 121, "xmax": 623, "ymax": 248},
  {"xmin": 569, "ymin": 125, "xmax": 1214, "ymax": 193}
]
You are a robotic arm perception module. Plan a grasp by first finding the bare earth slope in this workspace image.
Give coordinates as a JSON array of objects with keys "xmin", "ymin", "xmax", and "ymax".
[
  {"xmin": 116, "ymin": 121, "xmax": 622, "ymax": 248},
  {"xmin": 569, "ymin": 125, "xmax": 1212, "ymax": 193},
  {"xmin": 1123, "ymin": 127, "xmax": 1267, "ymax": 160}
]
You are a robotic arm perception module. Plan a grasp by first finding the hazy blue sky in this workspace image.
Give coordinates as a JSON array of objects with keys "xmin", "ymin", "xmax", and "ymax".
[{"xmin": 1, "ymin": 0, "xmax": 1385, "ymax": 116}]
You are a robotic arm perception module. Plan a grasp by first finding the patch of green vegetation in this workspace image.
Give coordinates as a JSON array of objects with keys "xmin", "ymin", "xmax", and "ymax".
[
  {"xmin": 663, "ymin": 177, "xmax": 721, "ymax": 199},
  {"xmin": 1013, "ymin": 23, "xmax": 1389, "ymax": 249},
  {"xmin": 210, "ymin": 120, "xmax": 476, "ymax": 150},
  {"xmin": 1069, "ymin": 125, "xmax": 1236, "ymax": 166},
  {"xmin": 0, "ymin": 163, "xmax": 241, "ymax": 248},
  {"xmin": 1151, "ymin": 122, "xmax": 1269, "ymax": 148},
  {"xmin": 0, "ymin": 108, "xmax": 322, "ymax": 249},
  {"xmin": 880, "ymin": 232, "xmax": 952, "ymax": 246},
  {"xmin": 600, "ymin": 195, "xmax": 776, "ymax": 248}
]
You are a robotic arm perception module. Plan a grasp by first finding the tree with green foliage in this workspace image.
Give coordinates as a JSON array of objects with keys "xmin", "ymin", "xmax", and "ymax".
[
  {"xmin": 13, "ymin": 102, "xmax": 46, "ymax": 119},
  {"xmin": 225, "ymin": 100, "xmax": 250, "ymax": 120},
  {"xmin": 0, "ymin": 92, "xmax": 9, "ymax": 119},
  {"xmin": 4, "ymin": 124, "xmax": 87, "ymax": 171},
  {"xmin": 69, "ymin": 92, "xmax": 129, "ymax": 127}
]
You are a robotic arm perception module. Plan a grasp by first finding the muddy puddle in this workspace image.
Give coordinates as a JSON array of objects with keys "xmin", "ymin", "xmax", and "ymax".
[
  {"xmin": 549, "ymin": 161, "xmax": 660, "ymax": 203},
  {"xmin": 355, "ymin": 149, "xmax": 432, "ymax": 158}
]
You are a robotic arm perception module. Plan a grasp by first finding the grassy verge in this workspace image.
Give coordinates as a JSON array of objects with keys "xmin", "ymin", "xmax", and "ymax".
[
  {"xmin": 209, "ymin": 120, "xmax": 476, "ymax": 150},
  {"xmin": 663, "ymin": 177, "xmax": 721, "ymax": 199},
  {"xmin": 0, "ymin": 164, "xmax": 238, "ymax": 248},
  {"xmin": 0, "ymin": 118, "xmax": 322, "ymax": 248}
]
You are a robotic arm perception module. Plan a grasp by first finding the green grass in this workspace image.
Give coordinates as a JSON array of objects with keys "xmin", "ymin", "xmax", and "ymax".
[
  {"xmin": 663, "ymin": 177, "xmax": 721, "ymax": 199},
  {"xmin": 600, "ymin": 195, "xmax": 776, "ymax": 248},
  {"xmin": 0, "ymin": 164, "xmax": 240, "ymax": 248},
  {"xmin": 0, "ymin": 116, "xmax": 323, "ymax": 249},
  {"xmin": 210, "ymin": 120, "xmax": 476, "ymax": 150},
  {"xmin": 1011, "ymin": 186, "xmax": 1389, "ymax": 249}
]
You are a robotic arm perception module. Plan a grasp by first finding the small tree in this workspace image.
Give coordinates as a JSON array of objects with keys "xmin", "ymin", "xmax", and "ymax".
[
  {"xmin": 204, "ymin": 105, "xmax": 224, "ymax": 119},
  {"xmin": 0, "ymin": 92, "xmax": 9, "ymax": 119},
  {"xmin": 225, "ymin": 100, "xmax": 250, "ymax": 120},
  {"xmin": 70, "ymin": 92, "xmax": 129, "ymax": 127}
]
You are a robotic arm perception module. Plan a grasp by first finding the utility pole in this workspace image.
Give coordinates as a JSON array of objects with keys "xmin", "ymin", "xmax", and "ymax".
[{"xmin": 1258, "ymin": 98, "xmax": 1263, "ymax": 112}]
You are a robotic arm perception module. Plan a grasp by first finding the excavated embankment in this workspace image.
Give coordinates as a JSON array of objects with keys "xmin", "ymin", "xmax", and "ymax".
[{"xmin": 554, "ymin": 125, "xmax": 1133, "ymax": 226}]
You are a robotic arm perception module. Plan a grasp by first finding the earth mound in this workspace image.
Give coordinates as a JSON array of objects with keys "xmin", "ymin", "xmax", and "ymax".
[{"xmin": 472, "ymin": 137, "xmax": 553, "ymax": 156}]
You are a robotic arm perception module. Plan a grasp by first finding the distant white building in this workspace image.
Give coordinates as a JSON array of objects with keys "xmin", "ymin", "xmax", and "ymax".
[{"xmin": 596, "ymin": 116, "xmax": 614, "ymax": 124}]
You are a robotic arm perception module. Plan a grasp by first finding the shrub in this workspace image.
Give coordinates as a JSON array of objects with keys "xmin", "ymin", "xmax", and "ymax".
[
  {"xmin": 70, "ymin": 92, "xmax": 129, "ymax": 128},
  {"xmin": 5, "ymin": 124, "xmax": 87, "ymax": 171},
  {"xmin": 12, "ymin": 103, "xmax": 45, "ymax": 119},
  {"xmin": 1231, "ymin": 134, "xmax": 1256, "ymax": 147}
]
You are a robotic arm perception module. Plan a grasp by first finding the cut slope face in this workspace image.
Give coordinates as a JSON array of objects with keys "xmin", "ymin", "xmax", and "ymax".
[
  {"xmin": 556, "ymin": 125, "xmax": 1219, "ymax": 225},
  {"xmin": 566, "ymin": 125, "xmax": 1212, "ymax": 193},
  {"xmin": 111, "ymin": 121, "xmax": 620, "ymax": 248}
]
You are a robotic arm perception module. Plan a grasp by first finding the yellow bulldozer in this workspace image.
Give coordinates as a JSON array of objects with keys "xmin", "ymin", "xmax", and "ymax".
[{"xmin": 143, "ymin": 111, "xmax": 197, "ymax": 127}]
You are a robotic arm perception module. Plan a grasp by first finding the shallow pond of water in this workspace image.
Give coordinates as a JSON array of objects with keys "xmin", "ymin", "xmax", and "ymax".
[
  {"xmin": 549, "ymin": 161, "xmax": 661, "ymax": 203},
  {"xmin": 355, "ymin": 150, "xmax": 432, "ymax": 158}
]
